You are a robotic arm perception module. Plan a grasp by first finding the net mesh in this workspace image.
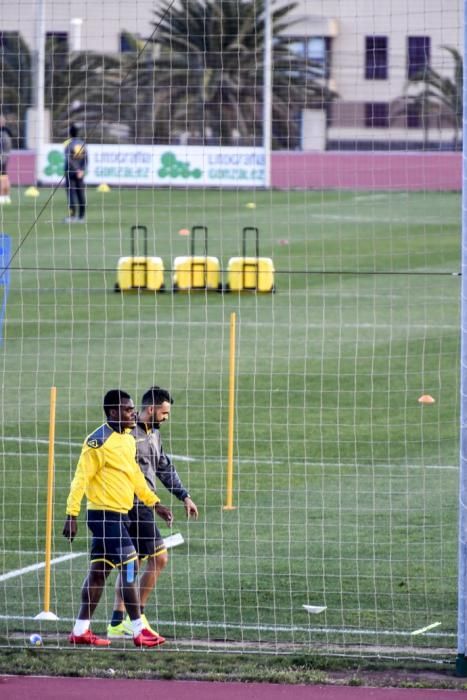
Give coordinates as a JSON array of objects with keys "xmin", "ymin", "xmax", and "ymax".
[{"xmin": 0, "ymin": 0, "xmax": 462, "ymax": 659}]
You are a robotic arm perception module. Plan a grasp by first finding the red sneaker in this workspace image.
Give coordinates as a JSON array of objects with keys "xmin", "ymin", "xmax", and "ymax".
[
  {"xmin": 133, "ymin": 628, "xmax": 166, "ymax": 648},
  {"xmin": 69, "ymin": 629, "xmax": 111, "ymax": 647}
]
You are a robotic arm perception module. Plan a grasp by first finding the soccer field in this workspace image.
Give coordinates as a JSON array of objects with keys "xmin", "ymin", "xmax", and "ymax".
[{"xmin": 0, "ymin": 186, "xmax": 461, "ymax": 655}]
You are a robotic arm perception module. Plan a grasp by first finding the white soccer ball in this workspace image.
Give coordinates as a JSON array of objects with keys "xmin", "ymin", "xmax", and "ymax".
[{"xmin": 29, "ymin": 633, "xmax": 43, "ymax": 646}]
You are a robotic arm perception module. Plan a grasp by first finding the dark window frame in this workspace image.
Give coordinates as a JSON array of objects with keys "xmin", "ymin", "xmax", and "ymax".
[
  {"xmin": 407, "ymin": 36, "xmax": 431, "ymax": 79},
  {"xmin": 364, "ymin": 102, "xmax": 390, "ymax": 128},
  {"xmin": 285, "ymin": 35, "xmax": 332, "ymax": 81},
  {"xmin": 365, "ymin": 36, "xmax": 388, "ymax": 80},
  {"xmin": 406, "ymin": 101, "xmax": 421, "ymax": 128}
]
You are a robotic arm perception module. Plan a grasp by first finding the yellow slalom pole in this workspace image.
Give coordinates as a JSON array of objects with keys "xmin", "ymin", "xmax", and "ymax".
[
  {"xmin": 224, "ymin": 312, "xmax": 237, "ymax": 510},
  {"xmin": 35, "ymin": 386, "xmax": 59, "ymax": 620}
]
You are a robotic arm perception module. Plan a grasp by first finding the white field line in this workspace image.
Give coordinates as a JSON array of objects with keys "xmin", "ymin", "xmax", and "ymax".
[
  {"xmin": 0, "ymin": 436, "xmax": 195, "ymax": 462},
  {"xmin": 0, "ymin": 437, "xmax": 458, "ymax": 471},
  {"xmin": 0, "ymin": 552, "xmax": 84, "ymax": 582},
  {"xmin": 1, "ymin": 550, "xmax": 72, "ymax": 555},
  {"xmin": 2, "ymin": 319, "xmax": 460, "ymax": 329},
  {"xmin": 0, "ymin": 615, "xmax": 456, "ymax": 638},
  {"xmin": 0, "ymin": 612, "xmax": 454, "ymax": 639},
  {"xmin": 306, "ymin": 213, "xmax": 460, "ymax": 225},
  {"xmin": 0, "ymin": 451, "xmax": 458, "ymax": 472},
  {"xmin": 45, "ymin": 212, "xmax": 457, "ymax": 225},
  {"xmin": 0, "ymin": 549, "xmax": 455, "ymax": 640},
  {"xmin": 1, "ymin": 436, "xmax": 83, "ymax": 447},
  {"xmin": 352, "ymin": 194, "xmax": 389, "ymax": 202}
]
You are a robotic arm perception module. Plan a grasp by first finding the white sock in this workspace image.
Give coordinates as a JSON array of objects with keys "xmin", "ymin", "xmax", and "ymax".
[
  {"xmin": 73, "ymin": 619, "xmax": 90, "ymax": 636},
  {"xmin": 131, "ymin": 618, "xmax": 144, "ymax": 636}
]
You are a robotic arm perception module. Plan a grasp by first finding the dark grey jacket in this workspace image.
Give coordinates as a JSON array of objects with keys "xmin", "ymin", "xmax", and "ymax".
[
  {"xmin": 64, "ymin": 137, "xmax": 87, "ymax": 175},
  {"xmin": 132, "ymin": 421, "xmax": 189, "ymax": 506}
]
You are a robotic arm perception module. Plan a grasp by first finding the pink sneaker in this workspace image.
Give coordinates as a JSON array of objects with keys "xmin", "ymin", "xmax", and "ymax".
[
  {"xmin": 133, "ymin": 628, "xmax": 166, "ymax": 648},
  {"xmin": 69, "ymin": 629, "xmax": 111, "ymax": 647}
]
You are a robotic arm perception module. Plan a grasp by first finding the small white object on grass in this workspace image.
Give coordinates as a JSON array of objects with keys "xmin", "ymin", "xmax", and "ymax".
[
  {"xmin": 29, "ymin": 633, "xmax": 43, "ymax": 646},
  {"xmin": 410, "ymin": 621, "xmax": 441, "ymax": 636},
  {"xmin": 163, "ymin": 531, "xmax": 184, "ymax": 548},
  {"xmin": 303, "ymin": 604, "xmax": 327, "ymax": 614}
]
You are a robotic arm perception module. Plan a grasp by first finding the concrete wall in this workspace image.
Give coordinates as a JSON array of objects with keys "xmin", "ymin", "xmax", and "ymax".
[
  {"xmin": 7, "ymin": 150, "xmax": 462, "ymax": 191},
  {"xmin": 6, "ymin": 152, "xmax": 36, "ymax": 186},
  {"xmin": 271, "ymin": 152, "xmax": 461, "ymax": 190}
]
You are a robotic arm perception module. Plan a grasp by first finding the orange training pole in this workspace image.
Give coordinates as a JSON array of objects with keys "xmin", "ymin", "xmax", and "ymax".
[
  {"xmin": 224, "ymin": 312, "xmax": 237, "ymax": 510},
  {"xmin": 43, "ymin": 386, "xmax": 56, "ymax": 612}
]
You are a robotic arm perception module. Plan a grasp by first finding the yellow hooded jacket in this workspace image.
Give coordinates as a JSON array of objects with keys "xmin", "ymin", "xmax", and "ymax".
[{"xmin": 66, "ymin": 423, "xmax": 160, "ymax": 516}]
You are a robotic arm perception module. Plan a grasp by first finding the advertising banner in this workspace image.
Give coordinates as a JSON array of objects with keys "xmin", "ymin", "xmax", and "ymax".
[{"xmin": 39, "ymin": 144, "xmax": 266, "ymax": 187}]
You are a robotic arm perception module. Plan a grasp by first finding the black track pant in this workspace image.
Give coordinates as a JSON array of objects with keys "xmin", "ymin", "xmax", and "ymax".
[{"xmin": 66, "ymin": 173, "xmax": 86, "ymax": 219}]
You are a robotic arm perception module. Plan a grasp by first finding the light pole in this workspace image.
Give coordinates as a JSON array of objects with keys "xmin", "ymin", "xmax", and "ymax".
[
  {"xmin": 262, "ymin": 0, "xmax": 272, "ymax": 188},
  {"xmin": 34, "ymin": 0, "xmax": 46, "ymax": 182}
]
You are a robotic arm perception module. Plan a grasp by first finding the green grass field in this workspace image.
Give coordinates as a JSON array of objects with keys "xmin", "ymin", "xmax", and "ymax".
[{"xmin": 0, "ymin": 186, "xmax": 461, "ymax": 657}]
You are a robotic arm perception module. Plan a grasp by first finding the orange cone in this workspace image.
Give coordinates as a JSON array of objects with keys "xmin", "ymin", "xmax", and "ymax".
[{"xmin": 418, "ymin": 395, "xmax": 435, "ymax": 404}]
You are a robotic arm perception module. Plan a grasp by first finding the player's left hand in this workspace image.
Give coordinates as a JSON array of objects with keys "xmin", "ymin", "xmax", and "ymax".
[
  {"xmin": 184, "ymin": 497, "xmax": 199, "ymax": 520},
  {"xmin": 63, "ymin": 515, "xmax": 78, "ymax": 541},
  {"xmin": 154, "ymin": 503, "xmax": 173, "ymax": 526}
]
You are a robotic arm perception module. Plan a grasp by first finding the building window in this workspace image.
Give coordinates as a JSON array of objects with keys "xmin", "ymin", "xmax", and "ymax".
[
  {"xmin": 406, "ymin": 102, "xmax": 421, "ymax": 128},
  {"xmin": 365, "ymin": 36, "xmax": 388, "ymax": 80},
  {"xmin": 365, "ymin": 103, "xmax": 389, "ymax": 128},
  {"xmin": 407, "ymin": 36, "xmax": 430, "ymax": 79},
  {"xmin": 287, "ymin": 36, "xmax": 332, "ymax": 80}
]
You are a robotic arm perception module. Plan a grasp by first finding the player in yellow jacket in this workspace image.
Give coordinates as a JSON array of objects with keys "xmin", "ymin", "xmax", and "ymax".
[{"xmin": 62, "ymin": 389, "xmax": 173, "ymax": 647}]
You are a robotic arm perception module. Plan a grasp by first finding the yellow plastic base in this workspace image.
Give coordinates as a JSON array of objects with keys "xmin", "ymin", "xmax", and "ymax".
[
  {"xmin": 227, "ymin": 257, "xmax": 275, "ymax": 292},
  {"xmin": 173, "ymin": 256, "xmax": 221, "ymax": 290},
  {"xmin": 117, "ymin": 256, "xmax": 164, "ymax": 291}
]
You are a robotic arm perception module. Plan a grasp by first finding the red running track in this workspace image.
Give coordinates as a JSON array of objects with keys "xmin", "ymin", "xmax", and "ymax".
[{"xmin": 0, "ymin": 676, "xmax": 465, "ymax": 699}]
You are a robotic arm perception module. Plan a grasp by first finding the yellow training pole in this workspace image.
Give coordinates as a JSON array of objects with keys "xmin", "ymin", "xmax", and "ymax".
[
  {"xmin": 224, "ymin": 312, "xmax": 237, "ymax": 510},
  {"xmin": 35, "ymin": 386, "xmax": 59, "ymax": 620}
]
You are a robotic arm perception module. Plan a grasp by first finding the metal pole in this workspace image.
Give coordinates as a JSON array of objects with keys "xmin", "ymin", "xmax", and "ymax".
[
  {"xmin": 262, "ymin": 0, "xmax": 272, "ymax": 188},
  {"xmin": 35, "ymin": 0, "xmax": 46, "ymax": 182},
  {"xmin": 456, "ymin": 0, "xmax": 467, "ymax": 676}
]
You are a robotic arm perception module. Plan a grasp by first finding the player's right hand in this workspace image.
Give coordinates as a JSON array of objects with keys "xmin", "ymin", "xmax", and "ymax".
[
  {"xmin": 154, "ymin": 503, "xmax": 174, "ymax": 526},
  {"xmin": 62, "ymin": 515, "xmax": 78, "ymax": 542}
]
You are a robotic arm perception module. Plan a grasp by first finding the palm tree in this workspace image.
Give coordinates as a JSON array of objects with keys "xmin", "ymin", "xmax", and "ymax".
[
  {"xmin": 396, "ymin": 46, "xmax": 462, "ymax": 149},
  {"xmin": 148, "ymin": 0, "xmax": 334, "ymax": 148},
  {"xmin": 44, "ymin": 35, "xmax": 132, "ymax": 143},
  {"xmin": 116, "ymin": 31, "xmax": 162, "ymax": 145},
  {"xmin": 0, "ymin": 32, "xmax": 33, "ymax": 147}
]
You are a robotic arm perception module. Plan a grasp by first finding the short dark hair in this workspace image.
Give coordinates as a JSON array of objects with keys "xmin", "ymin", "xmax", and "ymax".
[
  {"xmin": 141, "ymin": 386, "xmax": 173, "ymax": 408},
  {"xmin": 103, "ymin": 389, "xmax": 132, "ymax": 417},
  {"xmin": 69, "ymin": 124, "xmax": 79, "ymax": 138}
]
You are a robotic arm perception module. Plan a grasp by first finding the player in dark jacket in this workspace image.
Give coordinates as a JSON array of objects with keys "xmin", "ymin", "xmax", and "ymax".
[
  {"xmin": 107, "ymin": 386, "xmax": 199, "ymax": 639},
  {"xmin": 64, "ymin": 124, "xmax": 87, "ymax": 223}
]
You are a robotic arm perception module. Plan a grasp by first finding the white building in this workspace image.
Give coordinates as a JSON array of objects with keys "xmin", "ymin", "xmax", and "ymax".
[{"xmin": 0, "ymin": 0, "xmax": 463, "ymax": 149}]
